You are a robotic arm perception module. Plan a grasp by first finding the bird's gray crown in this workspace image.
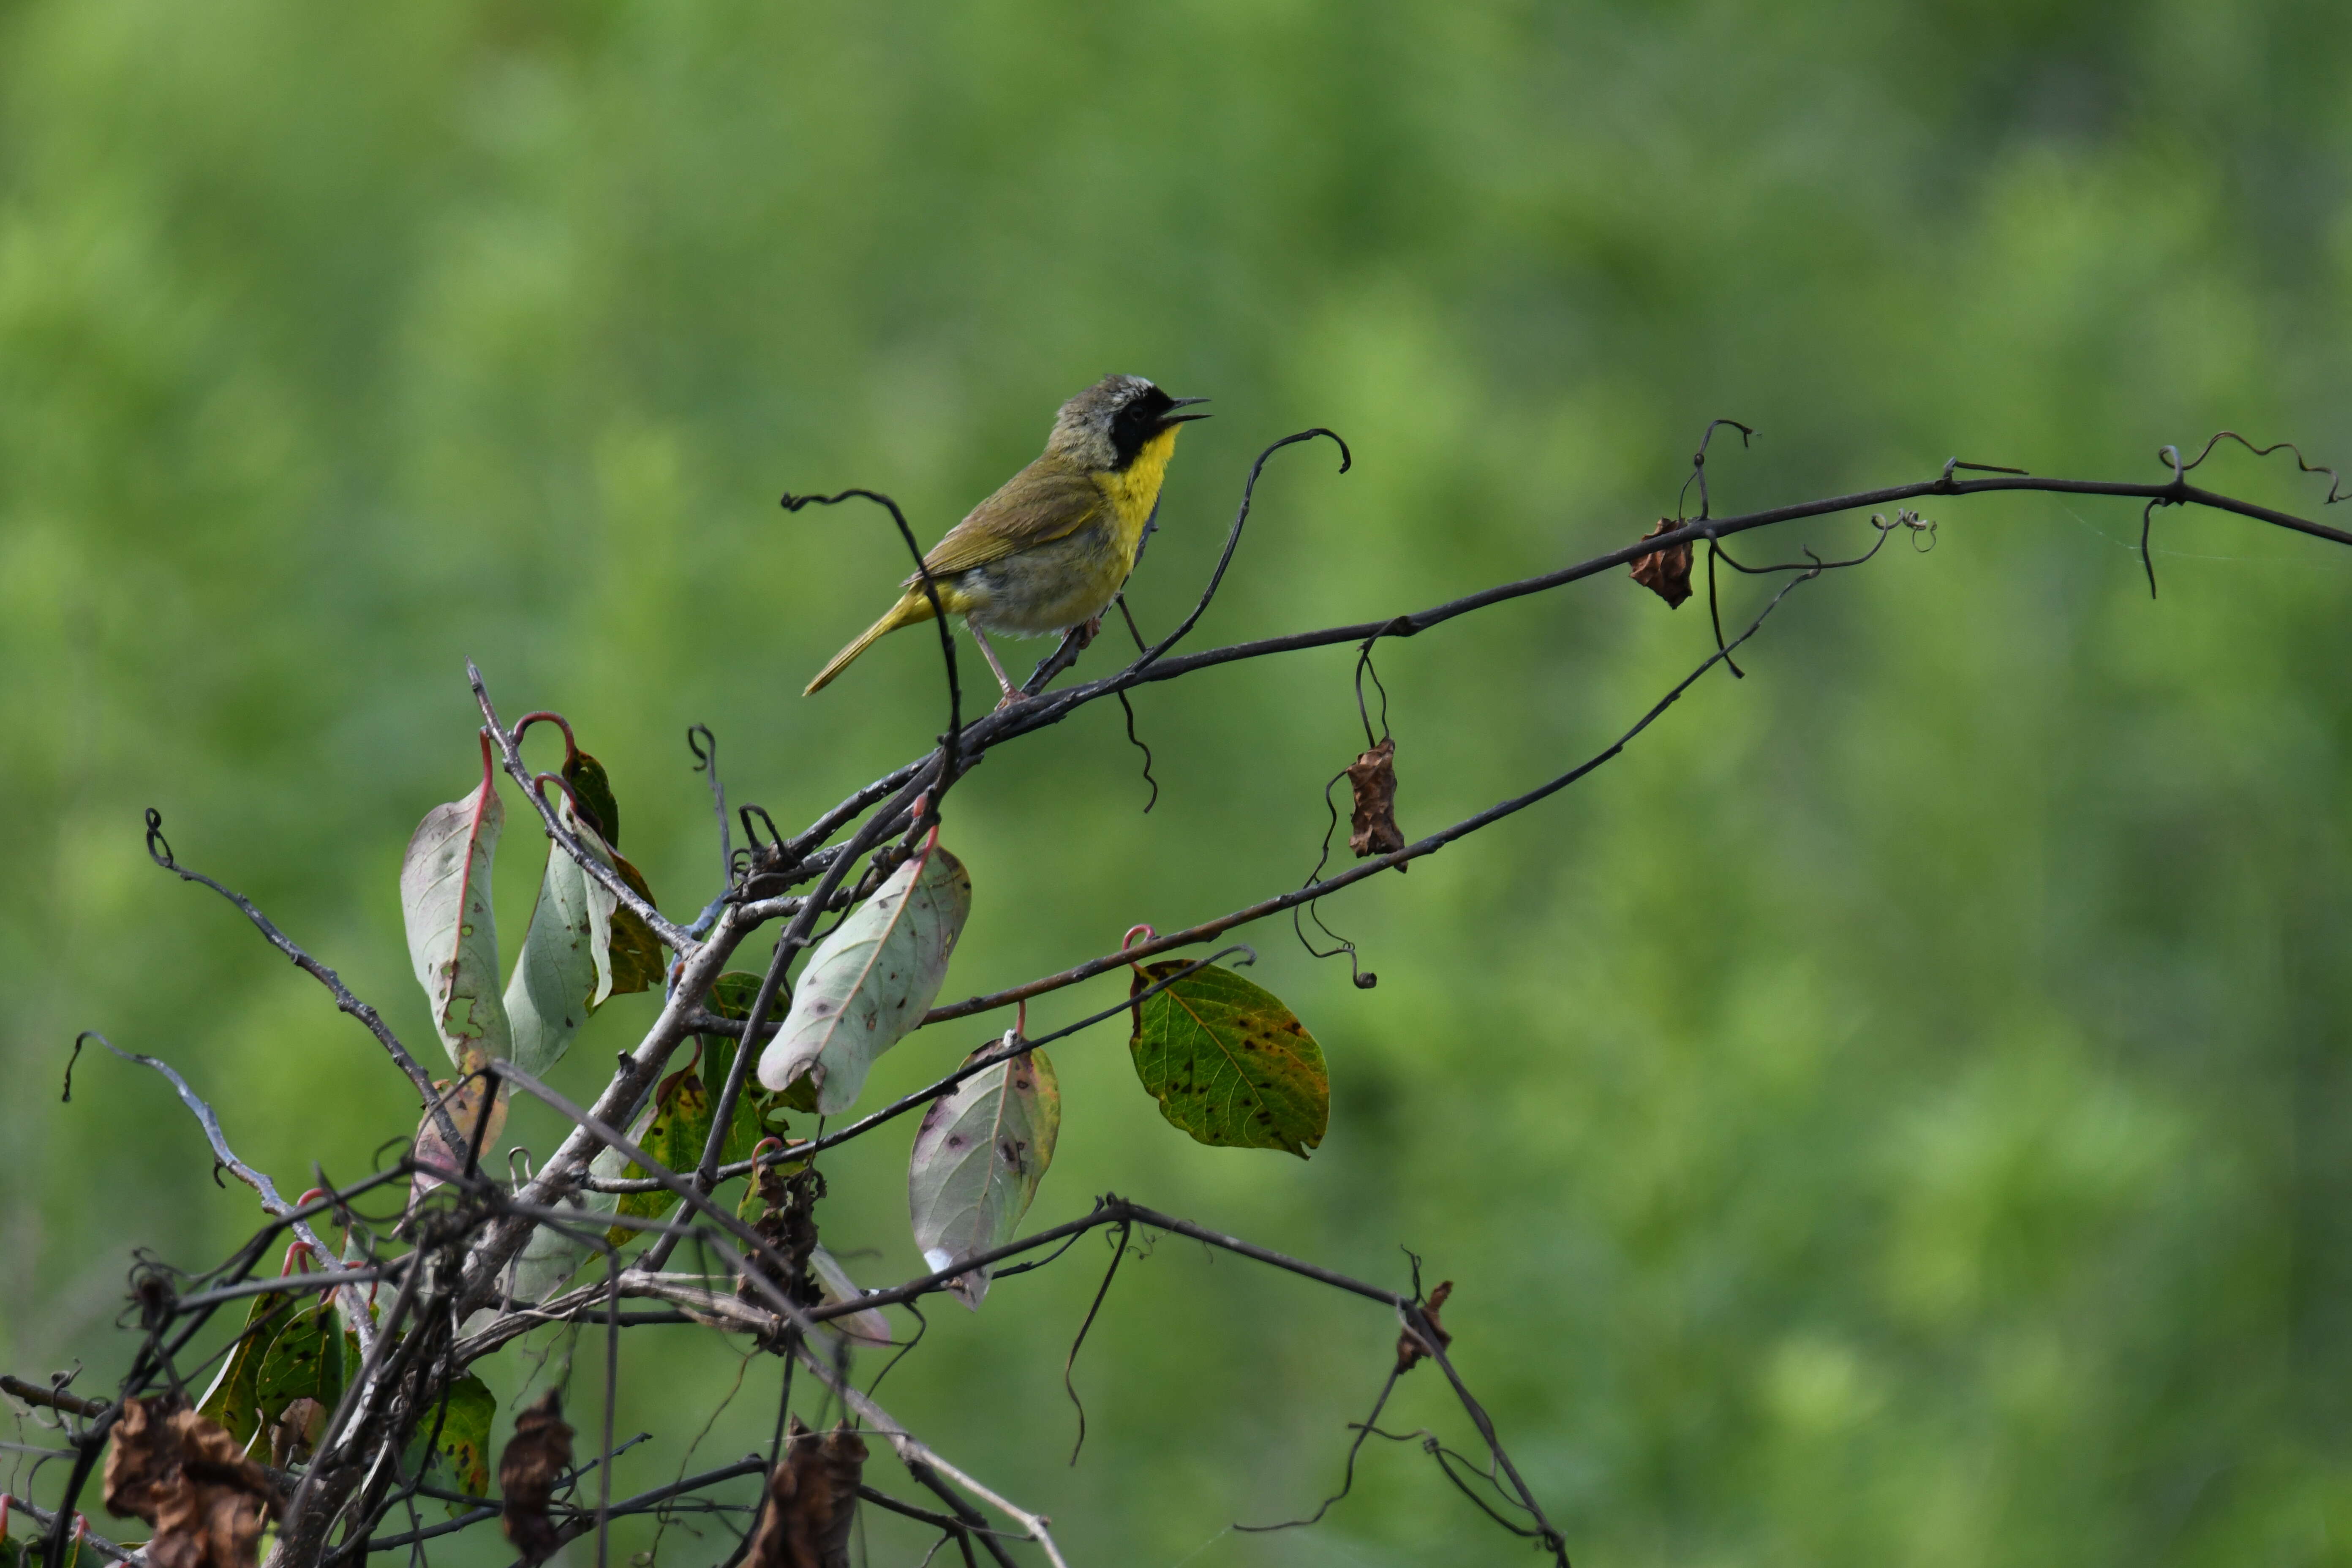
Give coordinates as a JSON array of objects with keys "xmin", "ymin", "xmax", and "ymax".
[{"xmin": 1046, "ymin": 374, "xmax": 1176, "ymax": 471}]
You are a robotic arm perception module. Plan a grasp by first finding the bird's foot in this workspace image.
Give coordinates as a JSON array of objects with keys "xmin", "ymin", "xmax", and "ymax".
[{"xmin": 1078, "ymin": 615, "xmax": 1102, "ymax": 647}]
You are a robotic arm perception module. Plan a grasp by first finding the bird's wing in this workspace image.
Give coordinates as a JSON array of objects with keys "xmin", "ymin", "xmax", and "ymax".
[{"xmin": 912, "ymin": 458, "xmax": 1104, "ymax": 579}]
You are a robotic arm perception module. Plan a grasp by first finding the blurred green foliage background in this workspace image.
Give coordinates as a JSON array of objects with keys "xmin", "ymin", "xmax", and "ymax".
[{"xmin": 7, "ymin": 1, "xmax": 2352, "ymax": 1563}]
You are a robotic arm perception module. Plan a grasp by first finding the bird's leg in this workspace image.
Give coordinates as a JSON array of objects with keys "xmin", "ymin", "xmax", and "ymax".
[
  {"xmin": 1077, "ymin": 615, "xmax": 1102, "ymax": 647},
  {"xmin": 968, "ymin": 626, "xmax": 1021, "ymax": 710}
]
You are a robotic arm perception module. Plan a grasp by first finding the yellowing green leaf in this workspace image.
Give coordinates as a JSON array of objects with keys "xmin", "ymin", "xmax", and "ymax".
[
  {"xmin": 1128, "ymin": 962, "xmax": 1328, "ymax": 1158},
  {"xmin": 253, "ymin": 1299, "xmax": 344, "ymax": 1440},
  {"xmin": 423, "ymin": 1375, "xmax": 496, "ymax": 1502},
  {"xmin": 605, "ymin": 852, "xmax": 665, "ymax": 998}
]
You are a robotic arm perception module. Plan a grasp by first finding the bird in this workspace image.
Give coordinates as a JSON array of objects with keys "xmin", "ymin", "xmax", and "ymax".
[{"xmin": 803, "ymin": 373, "xmax": 1209, "ymax": 706}]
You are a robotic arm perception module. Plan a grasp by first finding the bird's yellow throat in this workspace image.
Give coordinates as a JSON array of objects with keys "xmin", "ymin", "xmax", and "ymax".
[{"xmin": 1098, "ymin": 424, "xmax": 1185, "ymax": 561}]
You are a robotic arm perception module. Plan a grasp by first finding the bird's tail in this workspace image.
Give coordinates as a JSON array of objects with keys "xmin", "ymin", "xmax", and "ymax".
[{"xmin": 804, "ymin": 590, "xmax": 939, "ymax": 695}]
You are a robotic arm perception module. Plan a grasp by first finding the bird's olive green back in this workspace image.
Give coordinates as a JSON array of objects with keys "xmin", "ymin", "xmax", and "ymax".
[{"xmin": 914, "ymin": 455, "xmax": 1105, "ymax": 580}]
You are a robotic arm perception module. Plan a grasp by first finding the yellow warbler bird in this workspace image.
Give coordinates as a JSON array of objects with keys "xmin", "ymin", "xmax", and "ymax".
[{"xmin": 804, "ymin": 374, "xmax": 1208, "ymax": 705}]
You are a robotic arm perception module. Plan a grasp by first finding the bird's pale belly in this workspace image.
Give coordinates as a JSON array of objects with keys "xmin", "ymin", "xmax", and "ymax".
[{"xmin": 950, "ymin": 522, "xmax": 1132, "ymax": 637}]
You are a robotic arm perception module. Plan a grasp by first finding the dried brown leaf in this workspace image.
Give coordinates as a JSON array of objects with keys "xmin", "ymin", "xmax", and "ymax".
[
  {"xmin": 497, "ymin": 1389, "xmax": 574, "ymax": 1565},
  {"xmin": 1394, "ymin": 1279, "xmax": 1454, "ymax": 1375},
  {"xmin": 103, "ymin": 1395, "xmax": 278, "ymax": 1568},
  {"xmin": 268, "ymin": 1398, "xmax": 326, "ymax": 1470},
  {"xmin": 1345, "ymin": 738, "xmax": 1405, "ymax": 859},
  {"xmin": 738, "ymin": 1163, "xmax": 825, "ymax": 1320},
  {"xmin": 742, "ymin": 1417, "xmax": 866, "ymax": 1568},
  {"xmin": 1629, "ymin": 519, "xmax": 1693, "ymax": 608}
]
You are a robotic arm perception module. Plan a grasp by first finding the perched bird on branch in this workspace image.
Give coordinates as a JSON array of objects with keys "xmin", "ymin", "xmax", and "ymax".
[{"xmin": 804, "ymin": 373, "xmax": 1208, "ymax": 706}]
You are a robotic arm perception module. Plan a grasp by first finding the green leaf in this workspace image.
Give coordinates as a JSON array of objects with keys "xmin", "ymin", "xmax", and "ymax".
[
  {"xmin": 608, "ymin": 1060, "xmax": 713, "ymax": 1241},
  {"xmin": 0, "ymin": 1530, "xmax": 78, "ymax": 1568},
  {"xmin": 908, "ymin": 1044, "xmax": 1059, "ymax": 1309},
  {"xmin": 757, "ymin": 842, "xmax": 972, "ymax": 1114},
  {"xmin": 195, "ymin": 1293, "xmax": 297, "ymax": 1451},
  {"xmin": 605, "ymin": 852, "xmax": 665, "ymax": 998},
  {"xmin": 505, "ymin": 795, "xmax": 618, "ymax": 1074},
  {"xmin": 402, "ymin": 1374, "xmax": 495, "ymax": 1510},
  {"xmin": 1128, "ymin": 962, "xmax": 1328, "ymax": 1157},
  {"xmin": 252, "ymin": 1299, "xmax": 345, "ymax": 1438},
  {"xmin": 701, "ymin": 1033, "xmax": 793, "ymax": 1149},
  {"xmin": 561, "ymin": 749, "xmax": 622, "ymax": 847},
  {"xmin": 709, "ymin": 973, "xmax": 814, "ymax": 1112},
  {"xmin": 399, "ymin": 733, "xmax": 512, "ymax": 1072}
]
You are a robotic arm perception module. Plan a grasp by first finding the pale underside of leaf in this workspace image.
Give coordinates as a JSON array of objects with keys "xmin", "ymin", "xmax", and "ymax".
[
  {"xmin": 399, "ymin": 743, "xmax": 511, "ymax": 1071},
  {"xmin": 810, "ymin": 1246, "xmax": 893, "ymax": 1346},
  {"xmin": 505, "ymin": 797, "xmax": 620, "ymax": 1078},
  {"xmin": 758, "ymin": 844, "xmax": 972, "ymax": 1114},
  {"xmin": 908, "ymin": 1044, "xmax": 1059, "ymax": 1309}
]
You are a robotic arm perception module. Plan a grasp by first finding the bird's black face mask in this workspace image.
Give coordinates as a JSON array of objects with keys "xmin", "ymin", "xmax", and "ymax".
[{"xmin": 1107, "ymin": 387, "xmax": 1178, "ymax": 470}]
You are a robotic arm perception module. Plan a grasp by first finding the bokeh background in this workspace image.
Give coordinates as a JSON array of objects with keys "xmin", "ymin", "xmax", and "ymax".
[{"xmin": 8, "ymin": 2, "xmax": 2352, "ymax": 1563}]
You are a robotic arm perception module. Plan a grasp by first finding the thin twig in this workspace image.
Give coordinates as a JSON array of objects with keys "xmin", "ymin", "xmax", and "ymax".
[{"xmin": 139, "ymin": 810, "xmax": 456, "ymax": 1152}]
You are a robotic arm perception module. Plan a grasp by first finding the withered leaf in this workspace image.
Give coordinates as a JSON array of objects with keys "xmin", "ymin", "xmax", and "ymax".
[
  {"xmin": 1345, "ymin": 738, "xmax": 1405, "ymax": 859},
  {"xmin": 498, "ymin": 1389, "xmax": 574, "ymax": 1565},
  {"xmin": 269, "ymin": 1398, "xmax": 325, "ymax": 1470},
  {"xmin": 103, "ymin": 1395, "xmax": 278, "ymax": 1568},
  {"xmin": 738, "ymin": 1162, "xmax": 826, "ymax": 1318},
  {"xmin": 1394, "ymin": 1279, "xmax": 1454, "ymax": 1375},
  {"xmin": 743, "ymin": 1417, "xmax": 866, "ymax": 1568},
  {"xmin": 1629, "ymin": 518, "xmax": 1693, "ymax": 608}
]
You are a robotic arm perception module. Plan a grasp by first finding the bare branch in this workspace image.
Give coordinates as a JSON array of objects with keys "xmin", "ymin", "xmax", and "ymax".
[
  {"xmin": 139, "ymin": 810, "xmax": 455, "ymax": 1150},
  {"xmin": 65, "ymin": 1033, "xmax": 377, "ymax": 1358}
]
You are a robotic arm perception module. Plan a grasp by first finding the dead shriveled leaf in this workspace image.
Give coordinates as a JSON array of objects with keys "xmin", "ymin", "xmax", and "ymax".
[
  {"xmin": 498, "ymin": 1390, "xmax": 574, "ymax": 1565},
  {"xmin": 103, "ymin": 1396, "xmax": 278, "ymax": 1568},
  {"xmin": 1394, "ymin": 1279, "xmax": 1455, "ymax": 1375},
  {"xmin": 1629, "ymin": 518, "xmax": 1693, "ymax": 608},
  {"xmin": 268, "ymin": 1399, "xmax": 325, "ymax": 1470},
  {"xmin": 1345, "ymin": 738, "xmax": 1405, "ymax": 859},
  {"xmin": 743, "ymin": 1418, "xmax": 866, "ymax": 1568},
  {"xmin": 1129, "ymin": 961, "xmax": 1328, "ymax": 1157},
  {"xmin": 738, "ymin": 1160, "xmax": 826, "ymax": 1315}
]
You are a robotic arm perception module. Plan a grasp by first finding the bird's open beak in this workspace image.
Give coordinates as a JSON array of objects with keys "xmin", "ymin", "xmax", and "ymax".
[{"xmin": 1161, "ymin": 396, "xmax": 1212, "ymax": 426}]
